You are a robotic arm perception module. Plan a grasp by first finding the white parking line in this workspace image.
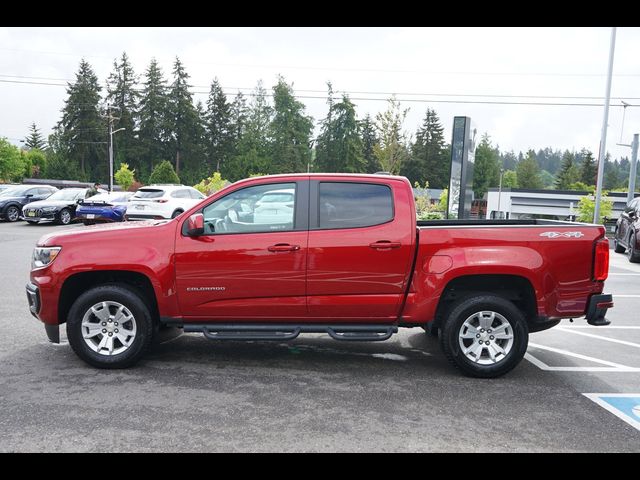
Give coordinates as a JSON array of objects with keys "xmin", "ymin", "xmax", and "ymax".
[
  {"xmin": 525, "ymin": 342, "xmax": 640, "ymax": 372},
  {"xmin": 559, "ymin": 326, "xmax": 640, "ymax": 329},
  {"xmin": 556, "ymin": 327, "xmax": 640, "ymax": 349},
  {"xmin": 613, "ymin": 295, "xmax": 640, "ymax": 298},
  {"xmin": 608, "ymin": 273, "xmax": 640, "ymax": 276},
  {"xmin": 584, "ymin": 394, "xmax": 640, "ymax": 432}
]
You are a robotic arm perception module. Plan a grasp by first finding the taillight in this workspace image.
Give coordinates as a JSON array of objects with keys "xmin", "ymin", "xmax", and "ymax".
[
  {"xmin": 593, "ymin": 238, "xmax": 610, "ymax": 281},
  {"xmin": 154, "ymin": 199, "xmax": 169, "ymax": 203}
]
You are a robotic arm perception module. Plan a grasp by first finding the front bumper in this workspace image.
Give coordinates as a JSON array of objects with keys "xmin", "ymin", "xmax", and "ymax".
[
  {"xmin": 585, "ymin": 293, "xmax": 613, "ymax": 326},
  {"xmin": 26, "ymin": 282, "xmax": 59, "ymax": 343},
  {"xmin": 23, "ymin": 208, "xmax": 57, "ymax": 222}
]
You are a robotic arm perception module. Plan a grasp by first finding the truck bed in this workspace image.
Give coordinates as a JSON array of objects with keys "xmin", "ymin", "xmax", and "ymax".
[{"xmin": 417, "ymin": 219, "xmax": 582, "ymax": 227}]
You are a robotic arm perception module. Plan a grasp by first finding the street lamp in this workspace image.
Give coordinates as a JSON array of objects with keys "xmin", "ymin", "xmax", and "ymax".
[
  {"xmin": 109, "ymin": 127, "xmax": 126, "ymax": 192},
  {"xmin": 497, "ymin": 168, "xmax": 504, "ymax": 219}
]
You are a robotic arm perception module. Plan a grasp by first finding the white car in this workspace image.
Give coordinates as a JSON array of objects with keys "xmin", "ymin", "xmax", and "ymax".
[
  {"xmin": 253, "ymin": 188, "xmax": 295, "ymax": 225},
  {"xmin": 125, "ymin": 185, "xmax": 205, "ymax": 221}
]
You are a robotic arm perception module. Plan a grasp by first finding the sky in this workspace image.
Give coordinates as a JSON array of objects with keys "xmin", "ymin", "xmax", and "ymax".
[{"xmin": 2, "ymin": 27, "xmax": 640, "ymax": 163}]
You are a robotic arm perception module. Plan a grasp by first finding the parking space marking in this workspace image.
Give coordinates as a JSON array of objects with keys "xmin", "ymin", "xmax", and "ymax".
[
  {"xmin": 613, "ymin": 295, "xmax": 640, "ymax": 298},
  {"xmin": 526, "ymin": 342, "xmax": 640, "ymax": 372},
  {"xmin": 608, "ymin": 273, "xmax": 640, "ymax": 276},
  {"xmin": 560, "ymin": 326, "xmax": 640, "ymax": 329},
  {"xmin": 556, "ymin": 327, "xmax": 640, "ymax": 349},
  {"xmin": 584, "ymin": 394, "xmax": 640, "ymax": 432}
]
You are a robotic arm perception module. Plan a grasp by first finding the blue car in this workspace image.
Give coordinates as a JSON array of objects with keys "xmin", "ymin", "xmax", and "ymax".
[{"xmin": 76, "ymin": 192, "xmax": 133, "ymax": 225}]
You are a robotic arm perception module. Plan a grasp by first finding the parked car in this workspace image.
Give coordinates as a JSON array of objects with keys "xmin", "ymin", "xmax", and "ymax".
[
  {"xmin": 253, "ymin": 188, "xmax": 295, "ymax": 225},
  {"xmin": 0, "ymin": 184, "xmax": 19, "ymax": 194},
  {"xmin": 613, "ymin": 197, "xmax": 640, "ymax": 262},
  {"xmin": 0, "ymin": 184, "xmax": 58, "ymax": 222},
  {"xmin": 125, "ymin": 184, "xmax": 205, "ymax": 221},
  {"xmin": 76, "ymin": 192, "xmax": 134, "ymax": 225},
  {"xmin": 27, "ymin": 173, "xmax": 612, "ymax": 377},
  {"xmin": 22, "ymin": 188, "xmax": 89, "ymax": 225}
]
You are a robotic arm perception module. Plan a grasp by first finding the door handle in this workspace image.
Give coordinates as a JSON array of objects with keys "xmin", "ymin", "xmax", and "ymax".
[
  {"xmin": 268, "ymin": 243, "xmax": 301, "ymax": 252},
  {"xmin": 369, "ymin": 241, "xmax": 401, "ymax": 249}
]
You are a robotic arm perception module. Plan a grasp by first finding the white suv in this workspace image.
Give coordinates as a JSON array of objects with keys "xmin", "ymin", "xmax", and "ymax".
[{"xmin": 125, "ymin": 185, "xmax": 206, "ymax": 221}]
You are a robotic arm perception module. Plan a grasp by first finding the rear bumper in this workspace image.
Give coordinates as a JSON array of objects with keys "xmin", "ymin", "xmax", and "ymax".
[{"xmin": 585, "ymin": 293, "xmax": 613, "ymax": 326}]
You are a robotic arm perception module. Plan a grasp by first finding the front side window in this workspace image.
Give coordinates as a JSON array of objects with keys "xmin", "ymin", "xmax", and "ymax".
[
  {"xmin": 318, "ymin": 182, "xmax": 394, "ymax": 229},
  {"xmin": 201, "ymin": 182, "xmax": 296, "ymax": 234}
]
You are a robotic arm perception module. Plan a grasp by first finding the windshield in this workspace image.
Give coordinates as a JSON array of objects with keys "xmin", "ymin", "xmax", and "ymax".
[
  {"xmin": 47, "ymin": 189, "xmax": 84, "ymax": 201},
  {"xmin": 133, "ymin": 189, "xmax": 164, "ymax": 199},
  {"xmin": 0, "ymin": 186, "xmax": 30, "ymax": 197},
  {"xmin": 85, "ymin": 192, "xmax": 131, "ymax": 203}
]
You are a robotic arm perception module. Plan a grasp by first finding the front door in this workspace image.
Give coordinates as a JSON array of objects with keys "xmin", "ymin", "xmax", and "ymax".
[
  {"xmin": 306, "ymin": 179, "xmax": 415, "ymax": 321},
  {"xmin": 174, "ymin": 180, "xmax": 309, "ymax": 320}
]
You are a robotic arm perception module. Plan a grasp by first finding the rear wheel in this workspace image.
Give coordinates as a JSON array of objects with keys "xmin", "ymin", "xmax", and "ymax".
[
  {"xmin": 627, "ymin": 232, "xmax": 640, "ymax": 263},
  {"xmin": 614, "ymin": 236, "xmax": 625, "ymax": 253},
  {"xmin": 5, "ymin": 205, "xmax": 20, "ymax": 222},
  {"xmin": 439, "ymin": 294, "xmax": 529, "ymax": 378},
  {"xmin": 171, "ymin": 209, "xmax": 184, "ymax": 219},
  {"xmin": 57, "ymin": 208, "xmax": 72, "ymax": 225},
  {"xmin": 66, "ymin": 285, "xmax": 154, "ymax": 368}
]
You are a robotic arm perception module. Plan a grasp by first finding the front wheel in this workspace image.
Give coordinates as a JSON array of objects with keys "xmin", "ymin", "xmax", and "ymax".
[
  {"xmin": 66, "ymin": 285, "xmax": 154, "ymax": 368},
  {"xmin": 627, "ymin": 232, "xmax": 640, "ymax": 263},
  {"xmin": 5, "ymin": 205, "xmax": 20, "ymax": 222},
  {"xmin": 439, "ymin": 295, "xmax": 529, "ymax": 378},
  {"xmin": 613, "ymin": 236, "xmax": 625, "ymax": 253},
  {"xmin": 57, "ymin": 208, "xmax": 72, "ymax": 225}
]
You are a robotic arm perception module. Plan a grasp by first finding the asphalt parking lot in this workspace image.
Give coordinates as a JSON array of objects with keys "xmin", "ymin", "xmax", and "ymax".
[{"xmin": 0, "ymin": 220, "xmax": 638, "ymax": 452}]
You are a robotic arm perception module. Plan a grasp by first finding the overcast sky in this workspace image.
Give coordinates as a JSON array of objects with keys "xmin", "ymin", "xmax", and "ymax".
[{"xmin": 2, "ymin": 27, "xmax": 640, "ymax": 163}]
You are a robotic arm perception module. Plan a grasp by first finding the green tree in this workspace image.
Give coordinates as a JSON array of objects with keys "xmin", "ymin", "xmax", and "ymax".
[
  {"xmin": 577, "ymin": 191, "xmax": 613, "ymax": 224},
  {"xmin": 580, "ymin": 148, "xmax": 597, "ymax": 185},
  {"xmin": 58, "ymin": 59, "xmax": 105, "ymax": 181},
  {"xmin": 0, "ymin": 138, "xmax": 26, "ymax": 181},
  {"xmin": 204, "ymin": 78, "xmax": 232, "ymax": 173},
  {"xmin": 114, "ymin": 162, "xmax": 136, "ymax": 191},
  {"xmin": 44, "ymin": 128, "xmax": 77, "ymax": 180},
  {"xmin": 554, "ymin": 151, "xmax": 580, "ymax": 189},
  {"xmin": 402, "ymin": 108, "xmax": 448, "ymax": 188},
  {"xmin": 24, "ymin": 122, "xmax": 46, "ymax": 150},
  {"xmin": 24, "ymin": 149, "xmax": 47, "ymax": 178},
  {"xmin": 374, "ymin": 96, "xmax": 409, "ymax": 175},
  {"xmin": 472, "ymin": 133, "xmax": 501, "ymax": 199},
  {"xmin": 516, "ymin": 150, "xmax": 543, "ymax": 189},
  {"xmin": 106, "ymin": 52, "xmax": 140, "ymax": 173},
  {"xmin": 149, "ymin": 160, "xmax": 180, "ymax": 184},
  {"xmin": 167, "ymin": 57, "xmax": 201, "ymax": 179},
  {"xmin": 269, "ymin": 76, "xmax": 314, "ymax": 174},
  {"xmin": 315, "ymin": 91, "xmax": 365, "ymax": 173},
  {"xmin": 194, "ymin": 171, "xmax": 229, "ymax": 196},
  {"xmin": 502, "ymin": 169, "xmax": 518, "ymax": 188},
  {"xmin": 139, "ymin": 58, "xmax": 170, "ymax": 180},
  {"xmin": 226, "ymin": 80, "xmax": 273, "ymax": 181},
  {"xmin": 438, "ymin": 188, "xmax": 448, "ymax": 212},
  {"xmin": 361, "ymin": 114, "xmax": 379, "ymax": 173}
]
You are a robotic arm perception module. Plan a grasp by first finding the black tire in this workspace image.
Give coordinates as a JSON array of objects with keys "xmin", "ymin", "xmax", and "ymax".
[
  {"xmin": 57, "ymin": 208, "xmax": 72, "ymax": 225},
  {"xmin": 171, "ymin": 209, "xmax": 184, "ymax": 219},
  {"xmin": 614, "ymin": 236, "xmax": 626, "ymax": 253},
  {"xmin": 5, "ymin": 205, "xmax": 20, "ymax": 222},
  {"xmin": 439, "ymin": 294, "xmax": 529, "ymax": 378},
  {"xmin": 66, "ymin": 285, "xmax": 154, "ymax": 368},
  {"xmin": 627, "ymin": 232, "xmax": 640, "ymax": 263}
]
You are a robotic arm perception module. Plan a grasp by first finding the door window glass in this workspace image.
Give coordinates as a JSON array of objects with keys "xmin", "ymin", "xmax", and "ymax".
[{"xmin": 318, "ymin": 182, "xmax": 393, "ymax": 229}]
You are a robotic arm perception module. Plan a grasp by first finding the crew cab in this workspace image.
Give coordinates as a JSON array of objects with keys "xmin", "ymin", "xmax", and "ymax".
[{"xmin": 26, "ymin": 174, "xmax": 612, "ymax": 377}]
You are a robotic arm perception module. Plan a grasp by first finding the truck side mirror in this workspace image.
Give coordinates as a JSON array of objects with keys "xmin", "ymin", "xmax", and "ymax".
[{"xmin": 187, "ymin": 213, "xmax": 204, "ymax": 236}]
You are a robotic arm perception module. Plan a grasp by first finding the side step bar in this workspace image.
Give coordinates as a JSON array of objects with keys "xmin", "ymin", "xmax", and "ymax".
[{"xmin": 182, "ymin": 324, "xmax": 398, "ymax": 342}]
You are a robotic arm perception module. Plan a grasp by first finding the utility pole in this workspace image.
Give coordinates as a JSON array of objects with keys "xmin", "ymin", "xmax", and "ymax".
[
  {"xmin": 628, "ymin": 134, "xmax": 639, "ymax": 204},
  {"xmin": 104, "ymin": 104, "xmax": 124, "ymax": 193},
  {"xmin": 594, "ymin": 27, "xmax": 617, "ymax": 224}
]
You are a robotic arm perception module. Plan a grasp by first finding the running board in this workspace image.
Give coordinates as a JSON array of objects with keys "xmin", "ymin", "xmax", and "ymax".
[{"xmin": 182, "ymin": 324, "xmax": 397, "ymax": 342}]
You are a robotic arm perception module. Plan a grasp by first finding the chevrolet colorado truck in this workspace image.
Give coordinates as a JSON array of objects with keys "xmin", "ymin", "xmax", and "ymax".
[{"xmin": 26, "ymin": 174, "xmax": 612, "ymax": 377}]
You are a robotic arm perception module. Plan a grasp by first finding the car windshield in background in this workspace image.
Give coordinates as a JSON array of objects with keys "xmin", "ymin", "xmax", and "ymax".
[
  {"xmin": 86, "ymin": 192, "xmax": 131, "ymax": 203},
  {"xmin": 0, "ymin": 186, "xmax": 30, "ymax": 197},
  {"xmin": 47, "ymin": 189, "xmax": 84, "ymax": 201},
  {"xmin": 133, "ymin": 189, "xmax": 164, "ymax": 199},
  {"xmin": 260, "ymin": 193, "xmax": 294, "ymax": 203}
]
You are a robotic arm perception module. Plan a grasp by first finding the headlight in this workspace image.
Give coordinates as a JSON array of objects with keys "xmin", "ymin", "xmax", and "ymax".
[
  {"xmin": 32, "ymin": 247, "xmax": 61, "ymax": 270},
  {"xmin": 41, "ymin": 207, "xmax": 57, "ymax": 212}
]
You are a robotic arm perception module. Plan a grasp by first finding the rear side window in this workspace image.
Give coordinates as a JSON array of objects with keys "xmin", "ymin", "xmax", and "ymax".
[
  {"xmin": 190, "ymin": 189, "xmax": 205, "ymax": 199},
  {"xmin": 133, "ymin": 189, "xmax": 164, "ymax": 199},
  {"xmin": 319, "ymin": 182, "xmax": 394, "ymax": 229},
  {"xmin": 171, "ymin": 189, "xmax": 190, "ymax": 198}
]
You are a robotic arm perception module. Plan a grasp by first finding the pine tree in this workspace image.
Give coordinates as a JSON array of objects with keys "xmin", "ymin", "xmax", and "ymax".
[
  {"xmin": 24, "ymin": 122, "xmax": 46, "ymax": 150},
  {"xmin": 149, "ymin": 160, "xmax": 180, "ymax": 184},
  {"xmin": 580, "ymin": 148, "xmax": 597, "ymax": 186},
  {"xmin": 204, "ymin": 78, "xmax": 232, "ymax": 173},
  {"xmin": 516, "ymin": 150, "xmax": 543, "ymax": 189},
  {"xmin": 554, "ymin": 150, "xmax": 580, "ymax": 189},
  {"xmin": 229, "ymin": 91, "xmax": 249, "ymax": 145},
  {"xmin": 360, "ymin": 114, "xmax": 379, "ymax": 173},
  {"xmin": 105, "ymin": 52, "xmax": 140, "ymax": 173},
  {"xmin": 139, "ymin": 58, "xmax": 169, "ymax": 179},
  {"xmin": 374, "ymin": 96, "xmax": 409, "ymax": 175},
  {"xmin": 269, "ymin": 76, "xmax": 313, "ymax": 174},
  {"xmin": 58, "ymin": 59, "xmax": 105, "ymax": 181},
  {"xmin": 401, "ymin": 108, "xmax": 447, "ymax": 187},
  {"xmin": 472, "ymin": 133, "xmax": 501, "ymax": 199},
  {"xmin": 167, "ymin": 57, "xmax": 201, "ymax": 179},
  {"xmin": 315, "ymin": 93, "xmax": 364, "ymax": 173}
]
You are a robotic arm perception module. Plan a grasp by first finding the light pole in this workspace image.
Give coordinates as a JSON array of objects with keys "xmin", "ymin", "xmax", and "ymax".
[
  {"xmin": 109, "ymin": 127, "xmax": 125, "ymax": 192},
  {"xmin": 497, "ymin": 168, "xmax": 504, "ymax": 219}
]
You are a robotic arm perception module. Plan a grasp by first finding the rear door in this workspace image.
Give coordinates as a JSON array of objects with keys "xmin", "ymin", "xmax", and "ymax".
[
  {"xmin": 306, "ymin": 178, "xmax": 415, "ymax": 321},
  {"xmin": 174, "ymin": 179, "xmax": 309, "ymax": 320}
]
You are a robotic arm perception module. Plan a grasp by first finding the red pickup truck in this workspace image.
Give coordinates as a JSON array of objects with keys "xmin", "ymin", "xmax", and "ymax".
[{"xmin": 26, "ymin": 173, "xmax": 612, "ymax": 377}]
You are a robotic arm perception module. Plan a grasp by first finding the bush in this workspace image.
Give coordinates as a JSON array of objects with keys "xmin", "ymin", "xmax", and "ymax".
[
  {"xmin": 114, "ymin": 162, "xmax": 136, "ymax": 191},
  {"xmin": 194, "ymin": 172, "xmax": 229, "ymax": 196},
  {"xmin": 128, "ymin": 180, "xmax": 144, "ymax": 192},
  {"xmin": 149, "ymin": 160, "xmax": 180, "ymax": 184},
  {"xmin": 577, "ymin": 191, "xmax": 613, "ymax": 224}
]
